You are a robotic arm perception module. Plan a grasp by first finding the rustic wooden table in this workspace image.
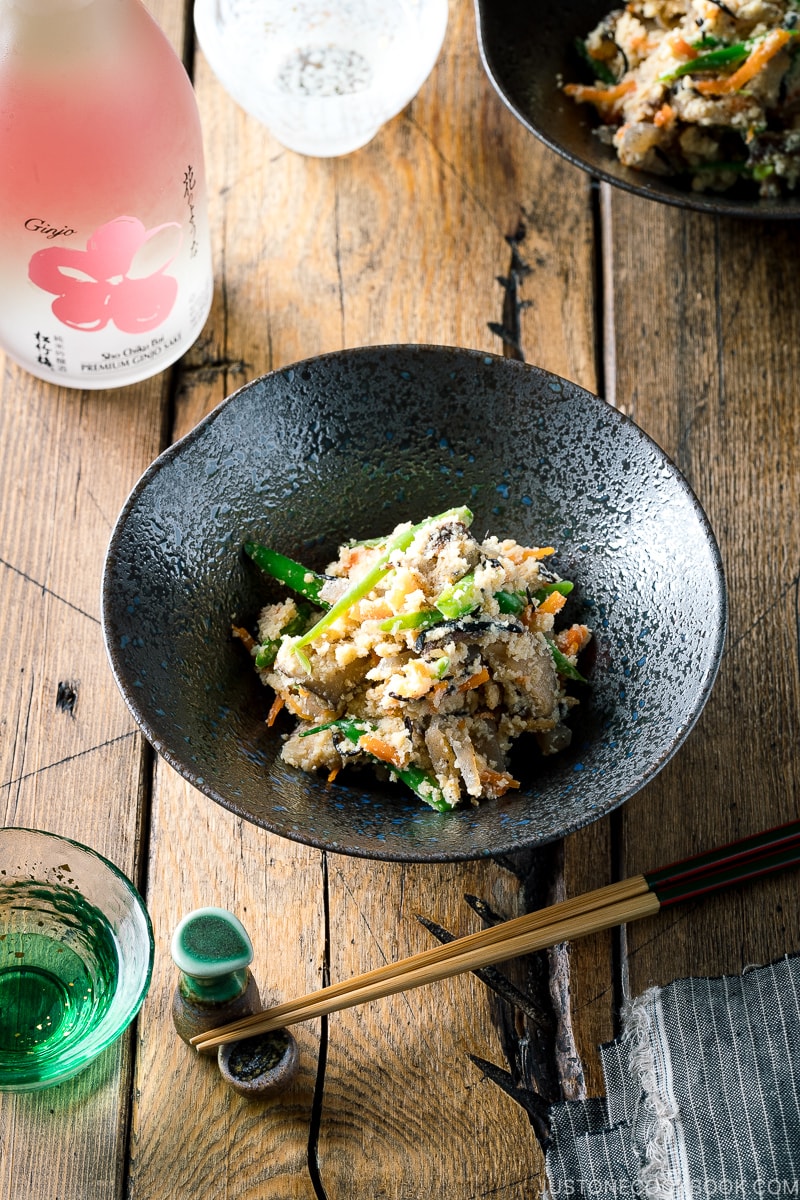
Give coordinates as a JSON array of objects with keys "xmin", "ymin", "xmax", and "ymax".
[{"xmin": 2, "ymin": 0, "xmax": 799, "ymax": 1195}]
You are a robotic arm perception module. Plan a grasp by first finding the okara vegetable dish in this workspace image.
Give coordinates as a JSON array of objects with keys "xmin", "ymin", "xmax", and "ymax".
[
  {"xmin": 566, "ymin": 0, "xmax": 800, "ymax": 195},
  {"xmin": 235, "ymin": 507, "xmax": 591, "ymax": 812}
]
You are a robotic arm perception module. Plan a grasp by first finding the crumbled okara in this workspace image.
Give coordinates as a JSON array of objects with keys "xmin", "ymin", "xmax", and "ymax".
[{"xmin": 383, "ymin": 659, "xmax": 438, "ymax": 700}]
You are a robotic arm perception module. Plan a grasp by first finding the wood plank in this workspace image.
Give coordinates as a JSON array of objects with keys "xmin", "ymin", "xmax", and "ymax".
[
  {"xmin": 319, "ymin": 858, "xmax": 546, "ymax": 1197},
  {"xmin": 127, "ymin": 774, "xmax": 323, "ymax": 1200},
  {"xmin": 0, "ymin": 332, "xmax": 167, "ymax": 1200},
  {"xmin": 601, "ymin": 191, "xmax": 800, "ymax": 992},
  {"xmin": 0, "ymin": 2, "xmax": 192, "ymax": 1195},
  {"xmin": 126, "ymin": 19, "xmax": 329, "ymax": 1200},
  {"xmin": 312, "ymin": 3, "xmax": 606, "ymax": 1194},
  {"xmin": 128, "ymin": 1, "xmax": 608, "ymax": 1197}
]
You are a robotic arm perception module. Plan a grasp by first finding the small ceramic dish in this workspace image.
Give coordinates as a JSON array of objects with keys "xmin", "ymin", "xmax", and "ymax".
[
  {"xmin": 474, "ymin": 0, "xmax": 800, "ymax": 220},
  {"xmin": 217, "ymin": 1029, "xmax": 299, "ymax": 1099},
  {"xmin": 102, "ymin": 345, "xmax": 727, "ymax": 862}
]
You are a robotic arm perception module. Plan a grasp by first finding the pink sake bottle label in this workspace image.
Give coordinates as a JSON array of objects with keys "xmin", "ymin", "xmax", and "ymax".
[{"xmin": 27, "ymin": 215, "xmax": 182, "ymax": 334}]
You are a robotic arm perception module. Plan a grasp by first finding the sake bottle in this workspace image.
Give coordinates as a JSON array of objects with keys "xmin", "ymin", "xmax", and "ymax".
[{"xmin": 0, "ymin": 0, "xmax": 213, "ymax": 388}]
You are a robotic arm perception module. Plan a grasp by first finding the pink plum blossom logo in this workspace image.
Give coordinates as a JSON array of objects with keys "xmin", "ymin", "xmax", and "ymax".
[{"xmin": 28, "ymin": 216, "xmax": 182, "ymax": 333}]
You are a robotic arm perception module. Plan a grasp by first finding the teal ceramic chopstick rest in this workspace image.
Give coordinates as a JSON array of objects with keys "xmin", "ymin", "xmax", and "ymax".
[{"xmin": 171, "ymin": 907, "xmax": 260, "ymax": 1055}]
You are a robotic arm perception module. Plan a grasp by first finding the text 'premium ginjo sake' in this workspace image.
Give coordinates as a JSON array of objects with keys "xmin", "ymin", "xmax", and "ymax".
[{"xmin": 0, "ymin": 0, "xmax": 213, "ymax": 388}]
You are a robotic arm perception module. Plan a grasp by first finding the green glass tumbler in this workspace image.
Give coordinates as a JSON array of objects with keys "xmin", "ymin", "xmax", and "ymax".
[{"xmin": 0, "ymin": 827, "xmax": 153, "ymax": 1091}]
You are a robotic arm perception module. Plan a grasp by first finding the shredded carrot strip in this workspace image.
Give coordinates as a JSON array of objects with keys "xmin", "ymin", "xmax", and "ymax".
[
  {"xmin": 283, "ymin": 694, "xmax": 310, "ymax": 719},
  {"xmin": 672, "ymin": 36, "xmax": 698, "ymax": 59},
  {"xmin": 562, "ymin": 80, "xmax": 636, "ymax": 106},
  {"xmin": 266, "ymin": 695, "xmax": 285, "ymax": 727},
  {"xmin": 653, "ymin": 102, "xmax": 676, "ymax": 128},
  {"xmin": 458, "ymin": 666, "xmax": 490, "ymax": 693},
  {"xmin": 537, "ymin": 591, "xmax": 568, "ymax": 617},
  {"xmin": 232, "ymin": 625, "xmax": 257, "ymax": 653},
  {"xmin": 327, "ymin": 764, "xmax": 342, "ymax": 783},
  {"xmin": 359, "ymin": 734, "xmax": 403, "ymax": 768},
  {"xmin": 479, "ymin": 769, "xmax": 521, "ymax": 798},
  {"xmin": 695, "ymin": 29, "xmax": 791, "ymax": 94},
  {"xmin": 555, "ymin": 624, "xmax": 591, "ymax": 658},
  {"xmin": 504, "ymin": 544, "xmax": 556, "ymax": 565},
  {"xmin": 556, "ymin": 632, "xmax": 581, "ymax": 658}
]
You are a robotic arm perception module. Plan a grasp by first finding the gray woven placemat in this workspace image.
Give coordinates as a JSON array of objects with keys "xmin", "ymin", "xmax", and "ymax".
[{"xmin": 546, "ymin": 955, "xmax": 800, "ymax": 1198}]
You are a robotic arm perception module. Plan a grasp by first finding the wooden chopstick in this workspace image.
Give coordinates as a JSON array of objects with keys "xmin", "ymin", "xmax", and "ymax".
[
  {"xmin": 191, "ymin": 874, "xmax": 650, "ymax": 1049},
  {"xmin": 193, "ymin": 888, "xmax": 660, "ymax": 1050},
  {"xmin": 191, "ymin": 819, "xmax": 800, "ymax": 1052}
]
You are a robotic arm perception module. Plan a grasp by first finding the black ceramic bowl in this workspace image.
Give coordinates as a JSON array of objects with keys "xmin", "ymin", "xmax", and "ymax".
[
  {"xmin": 475, "ymin": 0, "xmax": 800, "ymax": 220},
  {"xmin": 102, "ymin": 345, "xmax": 726, "ymax": 862}
]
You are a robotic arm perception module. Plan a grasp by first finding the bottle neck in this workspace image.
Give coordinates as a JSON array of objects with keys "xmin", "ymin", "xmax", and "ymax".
[
  {"xmin": 2, "ymin": 0, "xmax": 101, "ymax": 12},
  {"xmin": 0, "ymin": 0, "xmax": 129, "ymax": 78}
]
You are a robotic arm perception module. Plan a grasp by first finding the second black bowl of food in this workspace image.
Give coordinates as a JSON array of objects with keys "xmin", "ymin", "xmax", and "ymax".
[
  {"xmin": 475, "ymin": 0, "xmax": 800, "ymax": 219},
  {"xmin": 102, "ymin": 345, "xmax": 726, "ymax": 862}
]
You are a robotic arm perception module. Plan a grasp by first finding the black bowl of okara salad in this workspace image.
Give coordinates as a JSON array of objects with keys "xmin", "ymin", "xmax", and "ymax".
[
  {"xmin": 475, "ymin": 0, "xmax": 800, "ymax": 218},
  {"xmin": 102, "ymin": 345, "xmax": 727, "ymax": 862}
]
